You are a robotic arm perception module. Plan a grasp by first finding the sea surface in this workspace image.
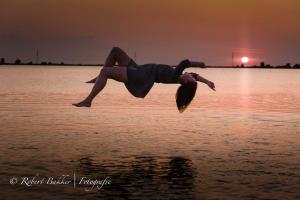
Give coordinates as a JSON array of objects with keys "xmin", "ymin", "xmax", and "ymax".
[{"xmin": 0, "ymin": 66, "xmax": 299, "ymax": 200}]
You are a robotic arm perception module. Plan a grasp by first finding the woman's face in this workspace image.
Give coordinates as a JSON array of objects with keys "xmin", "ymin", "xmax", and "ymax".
[{"xmin": 180, "ymin": 72, "xmax": 196, "ymax": 84}]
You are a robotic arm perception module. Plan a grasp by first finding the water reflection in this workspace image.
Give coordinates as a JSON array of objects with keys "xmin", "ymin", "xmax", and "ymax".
[
  {"xmin": 75, "ymin": 156, "xmax": 196, "ymax": 199},
  {"xmin": 1, "ymin": 67, "xmax": 299, "ymax": 199}
]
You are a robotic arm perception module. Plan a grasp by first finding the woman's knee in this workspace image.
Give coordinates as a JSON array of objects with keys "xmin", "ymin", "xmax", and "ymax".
[
  {"xmin": 110, "ymin": 46, "xmax": 131, "ymax": 65},
  {"xmin": 112, "ymin": 46, "xmax": 121, "ymax": 51},
  {"xmin": 111, "ymin": 46, "xmax": 122, "ymax": 56}
]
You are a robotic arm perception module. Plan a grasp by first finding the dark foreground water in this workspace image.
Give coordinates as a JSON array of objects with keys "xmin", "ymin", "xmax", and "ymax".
[{"xmin": 0, "ymin": 66, "xmax": 299, "ymax": 199}]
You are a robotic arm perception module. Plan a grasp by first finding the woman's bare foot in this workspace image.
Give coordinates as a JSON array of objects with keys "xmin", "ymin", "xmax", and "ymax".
[
  {"xmin": 85, "ymin": 78, "xmax": 96, "ymax": 83},
  {"xmin": 72, "ymin": 100, "xmax": 92, "ymax": 107}
]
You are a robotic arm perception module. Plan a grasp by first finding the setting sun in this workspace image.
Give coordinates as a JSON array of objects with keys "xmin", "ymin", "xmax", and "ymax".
[{"xmin": 241, "ymin": 56, "xmax": 249, "ymax": 64}]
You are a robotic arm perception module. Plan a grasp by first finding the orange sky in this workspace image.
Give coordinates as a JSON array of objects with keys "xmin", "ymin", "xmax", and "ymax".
[{"xmin": 0, "ymin": 0, "xmax": 299, "ymax": 65}]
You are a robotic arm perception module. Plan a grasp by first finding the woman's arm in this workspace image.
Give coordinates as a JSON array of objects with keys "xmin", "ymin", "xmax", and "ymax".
[
  {"xmin": 189, "ymin": 61, "xmax": 206, "ymax": 68},
  {"xmin": 191, "ymin": 73, "xmax": 216, "ymax": 91}
]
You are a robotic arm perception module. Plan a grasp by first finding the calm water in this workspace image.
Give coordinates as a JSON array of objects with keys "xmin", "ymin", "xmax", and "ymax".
[{"xmin": 0, "ymin": 66, "xmax": 299, "ymax": 200}]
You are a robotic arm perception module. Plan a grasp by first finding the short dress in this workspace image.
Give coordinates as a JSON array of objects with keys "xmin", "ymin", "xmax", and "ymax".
[{"xmin": 124, "ymin": 59, "xmax": 192, "ymax": 98}]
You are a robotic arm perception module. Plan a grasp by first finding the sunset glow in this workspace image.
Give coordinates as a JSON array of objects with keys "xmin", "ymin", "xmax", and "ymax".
[
  {"xmin": 241, "ymin": 57, "xmax": 249, "ymax": 64},
  {"xmin": 0, "ymin": 1, "xmax": 299, "ymax": 65}
]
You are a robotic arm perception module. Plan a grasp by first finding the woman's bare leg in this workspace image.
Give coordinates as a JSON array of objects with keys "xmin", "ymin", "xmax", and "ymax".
[
  {"xmin": 73, "ymin": 47, "xmax": 134, "ymax": 107},
  {"xmin": 86, "ymin": 47, "xmax": 133, "ymax": 83},
  {"xmin": 73, "ymin": 67, "xmax": 128, "ymax": 107}
]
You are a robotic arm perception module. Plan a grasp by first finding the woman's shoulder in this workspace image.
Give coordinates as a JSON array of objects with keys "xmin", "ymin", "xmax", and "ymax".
[{"xmin": 173, "ymin": 59, "xmax": 191, "ymax": 76}]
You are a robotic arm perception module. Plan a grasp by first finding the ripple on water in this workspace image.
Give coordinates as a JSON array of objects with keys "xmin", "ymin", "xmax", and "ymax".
[{"xmin": 1, "ymin": 67, "xmax": 300, "ymax": 199}]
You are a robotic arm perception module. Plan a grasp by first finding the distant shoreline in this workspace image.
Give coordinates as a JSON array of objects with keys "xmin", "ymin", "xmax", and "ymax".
[{"xmin": 1, "ymin": 63, "xmax": 299, "ymax": 69}]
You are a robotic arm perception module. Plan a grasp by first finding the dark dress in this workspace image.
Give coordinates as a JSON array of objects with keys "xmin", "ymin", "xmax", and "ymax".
[{"xmin": 124, "ymin": 59, "xmax": 192, "ymax": 98}]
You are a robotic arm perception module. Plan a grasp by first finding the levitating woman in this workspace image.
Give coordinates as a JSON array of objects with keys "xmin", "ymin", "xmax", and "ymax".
[{"xmin": 72, "ymin": 47, "xmax": 216, "ymax": 112}]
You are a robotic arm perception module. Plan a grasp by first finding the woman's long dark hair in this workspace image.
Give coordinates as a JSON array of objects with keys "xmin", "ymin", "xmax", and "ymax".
[{"xmin": 176, "ymin": 81, "xmax": 198, "ymax": 113}]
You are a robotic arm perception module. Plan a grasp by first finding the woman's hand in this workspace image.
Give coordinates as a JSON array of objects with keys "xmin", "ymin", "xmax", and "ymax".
[{"xmin": 207, "ymin": 81, "xmax": 216, "ymax": 91}]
